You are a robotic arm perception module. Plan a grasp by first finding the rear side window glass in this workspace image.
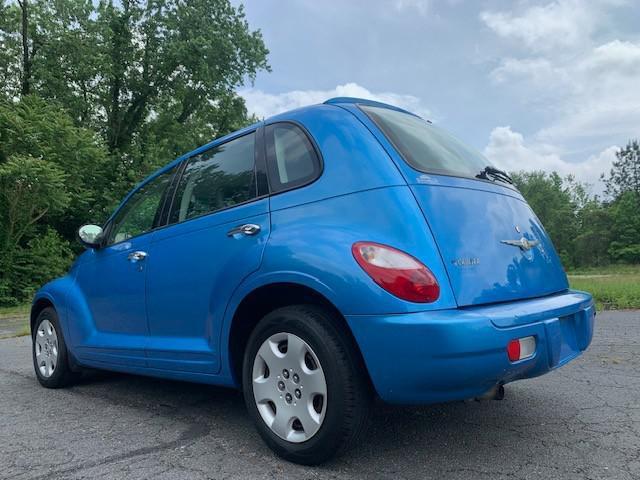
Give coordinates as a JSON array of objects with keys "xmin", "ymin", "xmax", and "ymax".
[
  {"xmin": 265, "ymin": 123, "xmax": 320, "ymax": 192},
  {"xmin": 169, "ymin": 132, "xmax": 256, "ymax": 224},
  {"xmin": 361, "ymin": 105, "xmax": 488, "ymax": 179}
]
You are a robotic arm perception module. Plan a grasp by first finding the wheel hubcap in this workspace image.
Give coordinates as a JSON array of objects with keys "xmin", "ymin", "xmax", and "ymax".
[
  {"xmin": 35, "ymin": 319, "xmax": 58, "ymax": 378},
  {"xmin": 252, "ymin": 332, "xmax": 327, "ymax": 443}
]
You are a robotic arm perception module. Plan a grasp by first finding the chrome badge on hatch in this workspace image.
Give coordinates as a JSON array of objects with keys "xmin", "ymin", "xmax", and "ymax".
[{"xmin": 500, "ymin": 237, "xmax": 540, "ymax": 252}]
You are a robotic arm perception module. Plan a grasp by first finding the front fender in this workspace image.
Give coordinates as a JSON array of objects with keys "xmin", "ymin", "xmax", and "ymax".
[{"xmin": 32, "ymin": 275, "xmax": 74, "ymax": 341}]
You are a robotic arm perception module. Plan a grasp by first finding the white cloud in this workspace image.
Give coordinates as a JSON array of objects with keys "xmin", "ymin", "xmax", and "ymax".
[
  {"xmin": 489, "ymin": 58, "xmax": 570, "ymax": 90},
  {"xmin": 393, "ymin": 0, "xmax": 430, "ymax": 16},
  {"xmin": 580, "ymin": 39, "xmax": 640, "ymax": 75},
  {"xmin": 484, "ymin": 126, "xmax": 617, "ymax": 193},
  {"xmin": 480, "ymin": 0, "xmax": 598, "ymax": 52},
  {"xmin": 239, "ymin": 82, "xmax": 432, "ymax": 120},
  {"xmin": 482, "ymin": 1, "xmax": 639, "ymax": 159}
]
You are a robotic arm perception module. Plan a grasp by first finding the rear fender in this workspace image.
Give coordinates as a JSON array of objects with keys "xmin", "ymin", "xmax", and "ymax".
[{"xmin": 218, "ymin": 270, "xmax": 339, "ymax": 381}]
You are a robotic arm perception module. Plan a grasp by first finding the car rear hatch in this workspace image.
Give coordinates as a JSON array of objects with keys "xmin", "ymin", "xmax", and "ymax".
[
  {"xmin": 357, "ymin": 104, "xmax": 569, "ymax": 308},
  {"xmin": 409, "ymin": 180, "xmax": 568, "ymax": 306}
]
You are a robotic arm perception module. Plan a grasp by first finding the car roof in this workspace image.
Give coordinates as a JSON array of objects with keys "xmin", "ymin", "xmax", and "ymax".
[
  {"xmin": 134, "ymin": 97, "xmax": 416, "ymax": 199},
  {"xmin": 323, "ymin": 97, "xmax": 420, "ymax": 117}
]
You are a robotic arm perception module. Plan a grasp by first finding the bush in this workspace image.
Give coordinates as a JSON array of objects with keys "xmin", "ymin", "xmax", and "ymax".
[{"xmin": 4, "ymin": 229, "xmax": 74, "ymax": 304}]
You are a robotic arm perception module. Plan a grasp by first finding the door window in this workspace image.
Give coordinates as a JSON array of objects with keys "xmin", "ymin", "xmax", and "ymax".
[
  {"xmin": 265, "ymin": 123, "xmax": 321, "ymax": 192},
  {"xmin": 170, "ymin": 132, "xmax": 257, "ymax": 224},
  {"xmin": 106, "ymin": 168, "xmax": 175, "ymax": 245}
]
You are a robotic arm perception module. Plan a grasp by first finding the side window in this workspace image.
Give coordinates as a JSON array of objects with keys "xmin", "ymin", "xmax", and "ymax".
[
  {"xmin": 169, "ymin": 132, "xmax": 257, "ymax": 224},
  {"xmin": 265, "ymin": 123, "xmax": 321, "ymax": 192},
  {"xmin": 106, "ymin": 167, "xmax": 175, "ymax": 245}
]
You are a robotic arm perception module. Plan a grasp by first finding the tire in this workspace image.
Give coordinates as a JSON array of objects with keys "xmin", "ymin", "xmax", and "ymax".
[
  {"xmin": 242, "ymin": 305, "xmax": 371, "ymax": 465},
  {"xmin": 32, "ymin": 307, "xmax": 77, "ymax": 388}
]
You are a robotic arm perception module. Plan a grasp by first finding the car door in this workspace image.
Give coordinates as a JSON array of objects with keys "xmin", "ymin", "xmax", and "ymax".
[
  {"xmin": 74, "ymin": 166, "xmax": 177, "ymax": 367},
  {"xmin": 145, "ymin": 129, "xmax": 270, "ymax": 374}
]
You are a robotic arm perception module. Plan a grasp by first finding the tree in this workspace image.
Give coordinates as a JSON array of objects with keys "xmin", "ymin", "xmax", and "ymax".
[
  {"xmin": 0, "ymin": 0, "xmax": 268, "ymax": 158},
  {"xmin": 0, "ymin": 96, "xmax": 111, "ymax": 305},
  {"xmin": 603, "ymin": 140, "xmax": 640, "ymax": 201},
  {"xmin": 511, "ymin": 171, "xmax": 580, "ymax": 267},
  {"xmin": 0, "ymin": 0, "xmax": 269, "ymax": 204},
  {"xmin": 0, "ymin": 96, "xmax": 111, "ymax": 238},
  {"xmin": 0, "ymin": 1, "xmax": 270, "ymax": 305},
  {"xmin": 573, "ymin": 200, "xmax": 613, "ymax": 267},
  {"xmin": 0, "ymin": 155, "xmax": 68, "ymax": 250},
  {"xmin": 0, "ymin": 155, "xmax": 69, "ymax": 290},
  {"xmin": 608, "ymin": 191, "xmax": 640, "ymax": 263}
]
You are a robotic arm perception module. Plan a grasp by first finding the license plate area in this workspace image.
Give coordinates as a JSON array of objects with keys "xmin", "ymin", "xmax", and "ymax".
[{"xmin": 544, "ymin": 314, "xmax": 581, "ymax": 368}]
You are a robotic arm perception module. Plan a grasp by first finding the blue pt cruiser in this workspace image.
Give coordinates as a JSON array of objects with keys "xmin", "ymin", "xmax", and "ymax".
[{"xmin": 32, "ymin": 97, "xmax": 595, "ymax": 464}]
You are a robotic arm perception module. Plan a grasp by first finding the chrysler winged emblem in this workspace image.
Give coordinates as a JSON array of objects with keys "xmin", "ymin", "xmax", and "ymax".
[{"xmin": 501, "ymin": 237, "xmax": 540, "ymax": 251}]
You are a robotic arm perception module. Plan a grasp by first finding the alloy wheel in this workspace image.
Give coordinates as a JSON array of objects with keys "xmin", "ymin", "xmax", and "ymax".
[{"xmin": 35, "ymin": 319, "xmax": 58, "ymax": 378}]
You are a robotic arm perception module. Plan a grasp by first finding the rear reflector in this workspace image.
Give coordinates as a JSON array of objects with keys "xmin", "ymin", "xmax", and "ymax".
[
  {"xmin": 507, "ymin": 336, "xmax": 536, "ymax": 362},
  {"xmin": 351, "ymin": 242, "xmax": 440, "ymax": 303}
]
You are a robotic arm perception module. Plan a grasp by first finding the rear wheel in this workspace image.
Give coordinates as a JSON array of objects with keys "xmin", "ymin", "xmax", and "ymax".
[
  {"xmin": 32, "ymin": 307, "xmax": 77, "ymax": 388},
  {"xmin": 243, "ymin": 305, "xmax": 371, "ymax": 465}
]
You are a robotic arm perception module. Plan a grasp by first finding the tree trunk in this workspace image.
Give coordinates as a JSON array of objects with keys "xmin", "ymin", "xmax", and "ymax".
[{"xmin": 19, "ymin": 0, "xmax": 31, "ymax": 96}]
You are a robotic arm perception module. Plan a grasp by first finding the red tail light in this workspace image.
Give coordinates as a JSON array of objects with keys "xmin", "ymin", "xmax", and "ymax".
[
  {"xmin": 507, "ymin": 336, "xmax": 536, "ymax": 362},
  {"xmin": 352, "ymin": 242, "xmax": 440, "ymax": 303}
]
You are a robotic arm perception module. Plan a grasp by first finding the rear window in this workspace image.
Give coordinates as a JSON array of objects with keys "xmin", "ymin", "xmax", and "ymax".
[{"xmin": 361, "ymin": 105, "xmax": 488, "ymax": 179}]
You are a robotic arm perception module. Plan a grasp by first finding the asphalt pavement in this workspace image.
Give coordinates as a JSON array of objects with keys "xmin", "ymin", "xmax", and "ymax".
[{"xmin": 1, "ymin": 310, "xmax": 638, "ymax": 480}]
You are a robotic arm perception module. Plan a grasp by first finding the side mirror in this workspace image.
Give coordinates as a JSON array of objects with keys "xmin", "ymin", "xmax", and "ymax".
[{"xmin": 78, "ymin": 224, "xmax": 104, "ymax": 249}]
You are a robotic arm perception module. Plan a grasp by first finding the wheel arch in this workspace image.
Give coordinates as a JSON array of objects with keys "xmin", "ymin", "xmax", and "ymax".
[
  {"xmin": 30, "ymin": 296, "xmax": 56, "ymax": 334},
  {"xmin": 226, "ymin": 281, "xmax": 373, "ymax": 391}
]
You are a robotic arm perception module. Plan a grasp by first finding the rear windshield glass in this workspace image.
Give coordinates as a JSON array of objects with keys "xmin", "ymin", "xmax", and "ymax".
[{"xmin": 361, "ymin": 105, "xmax": 488, "ymax": 179}]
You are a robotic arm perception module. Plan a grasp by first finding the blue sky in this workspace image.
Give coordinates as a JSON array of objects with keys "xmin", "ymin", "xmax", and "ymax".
[{"xmin": 234, "ymin": 0, "xmax": 640, "ymax": 193}]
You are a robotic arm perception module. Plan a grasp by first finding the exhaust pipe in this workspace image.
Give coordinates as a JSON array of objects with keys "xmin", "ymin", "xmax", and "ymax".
[{"xmin": 475, "ymin": 384, "xmax": 505, "ymax": 401}]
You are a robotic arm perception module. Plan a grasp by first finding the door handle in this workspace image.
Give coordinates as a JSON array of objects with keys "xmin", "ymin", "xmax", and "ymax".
[
  {"xmin": 227, "ymin": 223, "xmax": 261, "ymax": 237},
  {"xmin": 127, "ymin": 250, "xmax": 148, "ymax": 262}
]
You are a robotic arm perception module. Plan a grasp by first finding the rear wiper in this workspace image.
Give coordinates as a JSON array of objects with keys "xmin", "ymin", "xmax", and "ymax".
[{"xmin": 476, "ymin": 166, "xmax": 514, "ymax": 185}]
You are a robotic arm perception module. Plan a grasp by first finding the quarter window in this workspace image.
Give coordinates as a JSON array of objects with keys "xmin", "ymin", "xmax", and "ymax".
[
  {"xmin": 265, "ymin": 123, "xmax": 320, "ymax": 192},
  {"xmin": 106, "ymin": 167, "xmax": 175, "ymax": 245},
  {"xmin": 170, "ymin": 132, "xmax": 257, "ymax": 224}
]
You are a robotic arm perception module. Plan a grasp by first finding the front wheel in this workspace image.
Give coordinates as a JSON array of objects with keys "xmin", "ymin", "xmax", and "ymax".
[
  {"xmin": 242, "ymin": 305, "xmax": 371, "ymax": 465},
  {"xmin": 32, "ymin": 307, "xmax": 77, "ymax": 388}
]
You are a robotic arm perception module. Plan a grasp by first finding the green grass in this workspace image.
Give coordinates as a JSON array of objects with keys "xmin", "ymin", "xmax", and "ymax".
[
  {"xmin": 0, "ymin": 303, "xmax": 30, "ymax": 338},
  {"xmin": 568, "ymin": 265, "xmax": 640, "ymax": 310},
  {"xmin": 0, "ymin": 303, "xmax": 30, "ymax": 318}
]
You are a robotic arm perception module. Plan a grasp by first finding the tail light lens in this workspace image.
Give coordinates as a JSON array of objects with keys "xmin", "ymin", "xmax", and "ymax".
[
  {"xmin": 507, "ymin": 336, "xmax": 536, "ymax": 362},
  {"xmin": 351, "ymin": 242, "xmax": 440, "ymax": 303}
]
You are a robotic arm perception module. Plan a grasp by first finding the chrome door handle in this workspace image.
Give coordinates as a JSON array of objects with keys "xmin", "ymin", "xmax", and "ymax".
[
  {"xmin": 127, "ymin": 251, "xmax": 148, "ymax": 262},
  {"xmin": 227, "ymin": 223, "xmax": 261, "ymax": 237}
]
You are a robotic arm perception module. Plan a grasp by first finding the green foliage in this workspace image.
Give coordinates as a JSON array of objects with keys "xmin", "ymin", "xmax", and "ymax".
[
  {"xmin": 0, "ymin": 155, "xmax": 69, "ymax": 250},
  {"xmin": 10, "ymin": 228, "xmax": 74, "ymax": 302},
  {"xmin": 604, "ymin": 140, "xmax": 640, "ymax": 199},
  {"xmin": 512, "ymin": 149, "xmax": 640, "ymax": 269},
  {"xmin": 0, "ymin": 96, "xmax": 110, "ymax": 236},
  {"xmin": 0, "ymin": 0, "xmax": 269, "ymax": 306},
  {"xmin": 0, "ymin": 155, "xmax": 70, "ymax": 305},
  {"xmin": 511, "ymin": 171, "xmax": 579, "ymax": 267},
  {"xmin": 607, "ymin": 192, "xmax": 640, "ymax": 263},
  {"xmin": 0, "ymin": 0, "xmax": 269, "ymax": 186},
  {"xmin": 574, "ymin": 200, "xmax": 613, "ymax": 266}
]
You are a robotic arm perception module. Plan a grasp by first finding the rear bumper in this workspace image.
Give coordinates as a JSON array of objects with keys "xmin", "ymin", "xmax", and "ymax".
[{"xmin": 346, "ymin": 290, "xmax": 595, "ymax": 404}]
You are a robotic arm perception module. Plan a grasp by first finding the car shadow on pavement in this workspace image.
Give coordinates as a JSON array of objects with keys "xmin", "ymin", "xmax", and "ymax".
[{"xmin": 67, "ymin": 368, "xmax": 567, "ymax": 475}]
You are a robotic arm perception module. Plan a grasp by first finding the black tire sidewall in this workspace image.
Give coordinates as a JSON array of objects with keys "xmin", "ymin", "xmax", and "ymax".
[
  {"xmin": 32, "ymin": 307, "xmax": 71, "ymax": 388},
  {"xmin": 242, "ymin": 306, "xmax": 359, "ymax": 463}
]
